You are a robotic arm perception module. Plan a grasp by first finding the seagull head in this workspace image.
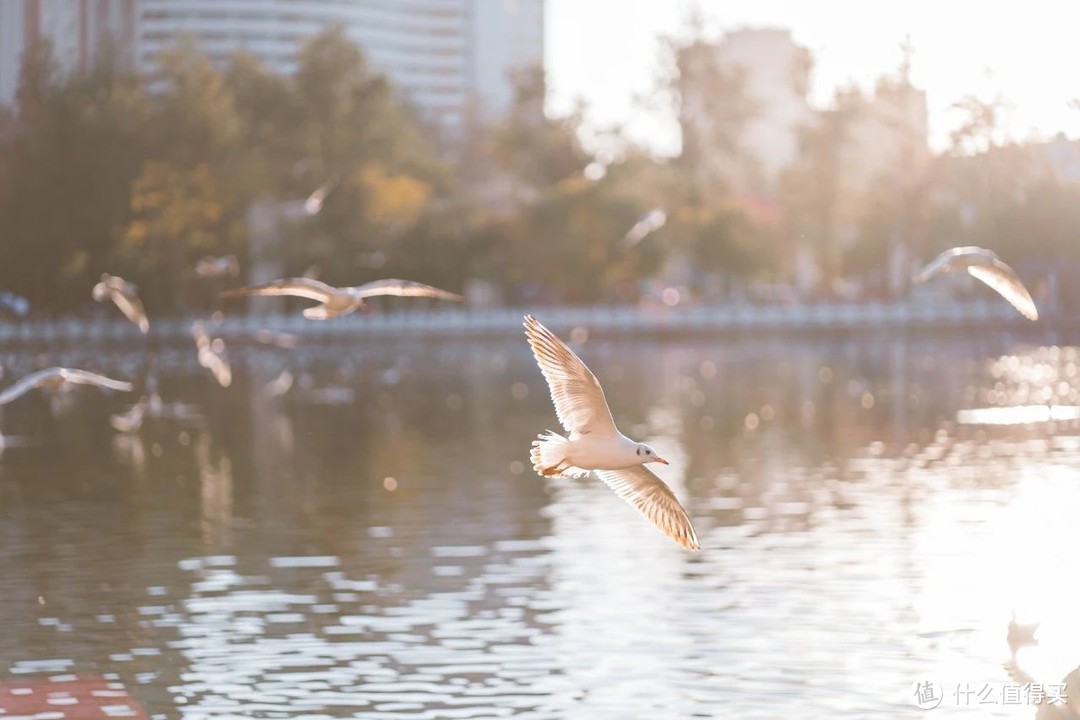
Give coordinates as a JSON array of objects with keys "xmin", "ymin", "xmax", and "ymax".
[{"xmin": 634, "ymin": 443, "xmax": 669, "ymax": 465}]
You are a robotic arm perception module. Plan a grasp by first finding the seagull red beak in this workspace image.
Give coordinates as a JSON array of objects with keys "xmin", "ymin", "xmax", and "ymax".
[{"xmin": 653, "ymin": 456, "xmax": 670, "ymax": 465}]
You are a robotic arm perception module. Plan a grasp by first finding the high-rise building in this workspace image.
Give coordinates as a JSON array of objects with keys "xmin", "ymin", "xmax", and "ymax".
[
  {"xmin": 714, "ymin": 28, "xmax": 812, "ymax": 194},
  {"xmin": 0, "ymin": 0, "xmax": 136, "ymax": 105},
  {"xmin": 675, "ymin": 28, "xmax": 812, "ymax": 196},
  {"xmin": 135, "ymin": 0, "xmax": 544, "ymax": 139}
]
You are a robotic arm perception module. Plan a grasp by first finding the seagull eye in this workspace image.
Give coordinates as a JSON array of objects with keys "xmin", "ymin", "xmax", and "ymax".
[{"xmin": 645, "ymin": 449, "xmax": 652, "ymax": 455}]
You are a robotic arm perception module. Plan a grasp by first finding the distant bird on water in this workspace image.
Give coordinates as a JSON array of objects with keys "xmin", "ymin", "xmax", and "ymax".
[
  {"xmin": 0, "ymin": 367, "xmax": 132, "ymax": 406},
  {"xmin": 524, "ymin": 315, "xmax": 699, "ymax": 551},
  {"xmin": 221, "ymin": 277, "xmax": 463, "ymax": 320},
  {"xmin": 92, "ymin": 273, "xmax": 150, "ymax": 333},
  {"xmin": 912, "ymin": 246, "xmax": 1038, "ymax": 321},
  {"xmin": 195, "ymin": 255, "xmax": 240, "ymax": 279}
]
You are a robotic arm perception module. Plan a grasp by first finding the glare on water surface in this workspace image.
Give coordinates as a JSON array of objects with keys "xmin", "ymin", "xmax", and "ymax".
[{"xmin": 0, "ymin": 334, "xmax": 1078, "ymax": 719}]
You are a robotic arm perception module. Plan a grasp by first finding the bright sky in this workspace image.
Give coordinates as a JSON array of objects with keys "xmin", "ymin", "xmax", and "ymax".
[{"xmin": 545, "ymin": 0, "xmax": 1080, "ymax": 155}]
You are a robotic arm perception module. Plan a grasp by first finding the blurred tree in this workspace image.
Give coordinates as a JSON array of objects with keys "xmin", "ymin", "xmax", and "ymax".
[
  {"xmin": 121, "ymin": 27, "xmax": 448, "ymax": 309},
  {"xmin": 948, "ymin": 93, "xmax": 1009, "ymax": 156},
  {"xmin": 224, "ymin": 50, "xmax": 302, "ymax": 202},
  {"xmin": 650, "ymin": 23, "xmax": 782, "ymax": 297},
  {"xmin": 491, "ymin": 67, "xmax": 591, "ymax": 188},
  {"xmin": 122, "ymin": 39, "xmax": 239, "ymax": 311},
  {"xmin": 685, "ymin": 202, "xmax": 779, "ymax": 283},
  {"xmin": 0, "ymin": 39, "xmax": 146, "ymax": 313},
  {"xmin": 124, "ymin": 161, "xmax": 224, "ymax": 308},
  {"xmin": 660, "ymin": 24, "xmax": 760, "ymax": 198},
  {"xmin": 283, "ymin": 27, "xmax": 446, "ymax": 287},
  {"xmin": 463, "ymin": 67, "xmax": 666, "ymax": 304},
  {"xmin": 843, "ymin": 50, "xmax": 934, "ymax": 296},
  {"xmin": 781, "ymin": 87, "xmax": 863, "ymax": 295}
]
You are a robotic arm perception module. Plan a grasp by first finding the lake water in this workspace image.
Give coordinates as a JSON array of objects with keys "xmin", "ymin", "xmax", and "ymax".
[{"xmin": 1, "ymin": 329, "xmax": 1079, "ymax": 719}]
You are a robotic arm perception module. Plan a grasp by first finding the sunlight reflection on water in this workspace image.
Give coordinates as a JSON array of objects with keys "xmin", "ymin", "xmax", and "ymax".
[{"xmin": 0, "ymin": 333, "xmax": 1078, "ymax": 718}]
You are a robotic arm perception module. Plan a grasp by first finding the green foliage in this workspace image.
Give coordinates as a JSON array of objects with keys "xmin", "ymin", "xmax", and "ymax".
[
  {"xmin": 0, "ymin": 25, "xmax": 924, "ymax": 316},
  {"xmin": 491, "ymin": 68, "xmax": 591, "ymax": 188},
  {"xmin": 0, "ymin": 39, "xmax": 146, "ymax": 311},
  {"xmin": 0, "ymin": 28, "xmax": 454, "ymax": 315},
  {"xmin": 3, "ymin": 25, "xmax": 1079, "ymax": 317}
]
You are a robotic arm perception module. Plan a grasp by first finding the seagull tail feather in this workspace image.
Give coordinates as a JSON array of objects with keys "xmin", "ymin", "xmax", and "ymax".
[{"xmin": 531, "ymin": 430, "xmax": 579, "ymax": 478}]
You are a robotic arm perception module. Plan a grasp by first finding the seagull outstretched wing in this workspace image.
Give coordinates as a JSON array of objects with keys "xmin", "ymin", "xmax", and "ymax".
[
  {"xmin": 594, "ymin": 465, "xmax": 700, "ymax": 550},
  {"xmin": 351, "ymin": 279, "xmax": 463, "ymax": 302},
  {"xmin": 524, "ymin": 315, "xmax": 617, "ymax": 438},
  {"xmin": 57, "ymin": 368, "xmax": 134, "ymax": 392},
  {"xmin": 221, "ymin": 277, "xmax": 339, "ymax": 303},
  {"xmin": 966, "ymin": 261, "xmax": 1039, "ymax": 321},
  {"xmin": 912, "ymin": 246, "xmax": 1037, "ymax": 321}
]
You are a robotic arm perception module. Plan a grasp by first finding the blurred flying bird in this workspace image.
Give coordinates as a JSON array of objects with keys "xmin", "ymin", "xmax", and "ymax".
[
  {"xmin": 278, "ymin": 176, "xmax": 339, "ymax": 222},
  {"xmin": 192, "ymin": 322, "xmax": 232, "ymax": 388},
  {"xmin": 0, "ymin": 290, "xmax": 31, "ymax": 318},
  {"xmin": 92, "ymin": 274, "xmax": 150, "ymax": 333},
  {"xmin": 265, "ymin": 369, "xmax": 294, "ymax": 397},
  {"xmin": 303, "ymin": 176, "xmax": 336, "ymax": 216},
  {"xmin": 195, "ymin": 255, "xmax": 240, "ymax": 279},
  {"xmin": 623, "ymin": 207, "xmax": 667, "ymax": 247},
  {"xmin": 110, "ymin": 395, "xmax": 148, "ymax": 433},
  {"xmin": 912, "ymin": 246, "xmax": 1038, "ymax": 321},
  {"xmin": 0, "ymin": 367, "xmax": 133, "ymax": 406},
  {"xmin": 524, "ymin": 315, "xmax": 699, "ymax": 551},
  {"xmin": 221, "ymin": 277, "xmax": 463, "ymax": 320}
]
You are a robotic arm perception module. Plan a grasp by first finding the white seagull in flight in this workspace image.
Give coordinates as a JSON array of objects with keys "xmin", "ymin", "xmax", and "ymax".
[
  {"xmin": 912, "ymin": 246, "xmax": 1038, "ymax": 321},
  {"xmin": 222, "ymin": 277, "xmax": 463, "ymax": 320},
  {"xmin": 524, "ymin": 315, "xmax": 699, "ymax": 550},
  {"xmin": 92, "ymin": 273, "xmax": 150, "ymax": 333},
  {"xmin": 0, "ymin": 367, "xmax": 133, "ymax": 406},
  {"xmin": 623, "ymin": 207, "xmax": 667, "ymax": 247}
]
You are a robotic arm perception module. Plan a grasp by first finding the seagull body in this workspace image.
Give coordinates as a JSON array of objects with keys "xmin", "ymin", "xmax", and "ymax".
[
  {"xmin": 92, "ymin": 273, "xmax": 150, "ymax": 333},
  {"xmin": 0, "ymin": 367, "xmax": 133, "ymax": 405},
  {"xmin": 524, "ymin": 315, "xmax": 699, "ymax": 550},
  {"xmin": 195, "ymin": 255, "xmax": 240, "ymax": 279},
  {"xmin": 912, "ymin": 246, "xmax": 1038, "ymax": 321},
  {"xmin": 222, "ymin": 277, "xmax": 462, "ymax": 320}
]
